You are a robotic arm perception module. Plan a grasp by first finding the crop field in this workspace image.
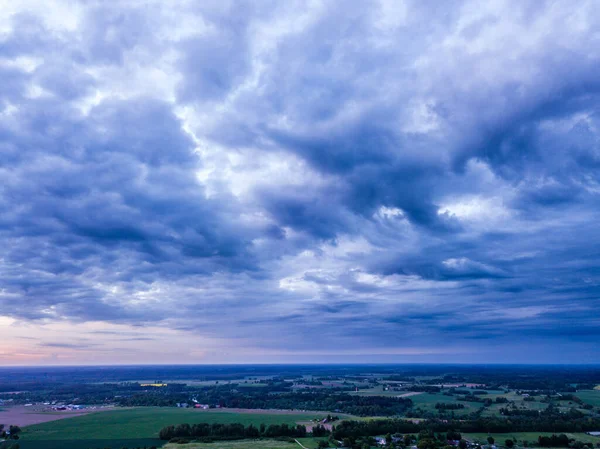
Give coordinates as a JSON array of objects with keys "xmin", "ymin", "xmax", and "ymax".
[
  {"xmin": 11, "ymin": 438, "xmax": 166, "ymax": 449},
  {"xmin": 18, "ymin": 407, "xmax": 330, "ymax": 449},
  {"xmin": 351, "ymin": 385, "xmax": 412, "ymax": 397},
  {"xmin": 296, "ymin": 437, "xmax": 331, "ymax": 448},
  {"xmin": 135, "ymin": 379, "xmax": 269, "ymax": 388},
  {"xmin": 410, "ymin": 392, "xmax": 478, "ymax": 416},
  {"xmin": 0, "ymin": 405, "xmax": 113, "ymax": 427},
  {"xmin": 463, "ymin": 432, "xmax": 600, "ymax": 446},
  {"xmin": 577, "ymin": 389, "xmax": 600, "ymax": 407},
  {"xmin": 162, "ymin": 440, "xmax": 297, "ymax": 449}
]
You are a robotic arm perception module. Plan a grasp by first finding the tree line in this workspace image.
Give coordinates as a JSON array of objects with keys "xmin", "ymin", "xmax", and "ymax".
[
  {"xmin": 121, "ymin": 391, "xmax": 412, "ymax": 416},
  {"xmin": 331, "ymin": 414, "xmax": 600, "ymax": 440},
  {"xmin": 158, "ymin": 422, "xmax": 310, "ymax": 441}
]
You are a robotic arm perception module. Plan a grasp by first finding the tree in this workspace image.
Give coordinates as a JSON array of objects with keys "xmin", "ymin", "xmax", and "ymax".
[
  {"xmin": 418, "ymin": 438, "xmax": 438, "ymax": 449},
  {"xmin": 487, "ymin": 437, "xmax": 495, "ymax": 445},
  {"xmin": 159, "ymin": 425, "xmax": 175, "ymax": 440},
  {"xmin": 447, "ymin": 431, "xmax": 462, "ymax": 441},
  {"xmin": 313, "ymin": 424, "xmax": 330, "ymax": 437},
  {"xmin": 505, "ymin": 440, "xmax": 514, "ymax": 448}
]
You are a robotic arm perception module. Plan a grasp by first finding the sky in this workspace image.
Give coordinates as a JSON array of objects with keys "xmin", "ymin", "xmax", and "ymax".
[{"xmin": 1, "ymin": 0, "xmax": 600, "ymax": 366}]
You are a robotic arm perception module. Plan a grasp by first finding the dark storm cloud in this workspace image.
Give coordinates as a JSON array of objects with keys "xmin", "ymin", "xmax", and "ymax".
[{"xmin": 1, "ymin": 0, "xmax": 600, "ymax": 362}]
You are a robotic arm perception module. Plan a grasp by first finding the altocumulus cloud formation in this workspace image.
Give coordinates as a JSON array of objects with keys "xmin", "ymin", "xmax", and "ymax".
[{"xmin": 1, "ymin": 0, "xmax": 600, "ymax": 364}]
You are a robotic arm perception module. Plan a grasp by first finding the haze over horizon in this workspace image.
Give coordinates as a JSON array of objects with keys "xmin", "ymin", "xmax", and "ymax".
[{"xmin": 1, "ymin": 0, "xmax": 600, "ymax": 366}]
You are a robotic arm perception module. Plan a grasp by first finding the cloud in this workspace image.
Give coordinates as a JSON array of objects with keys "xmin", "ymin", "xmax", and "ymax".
[
  {"xmin": 0, "ymin": 0, "xmax": 600, "ymax": 363},
  {"xmin": 40, "ymin": 342, "xmax": 99, "ymax": 350}
]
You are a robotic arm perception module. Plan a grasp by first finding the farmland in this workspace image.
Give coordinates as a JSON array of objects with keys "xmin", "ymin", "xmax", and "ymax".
[
  {"xmin": 351, "ymin": 386, "xmax": 412, "ymax": 397},
  {"xmin": 1, "ymin": 365, "xmax": 599, "ymax": 449},
  {"xmin": 408, "ymin": 392, "xmax": 478, "ymax": 416},
  {"xmin": 162, "ymin": 440, "xmax": 297, "ymax": 449},
  {"xmin": 463, "ymin": 432, "xmax": 600, "ymax": 446},
  {"xmin": 0, "ymin": 404, "xmax": 116, "ymax": 427},
  {"xmin": 20, "ymin": 407, "xmax": 328, "ymax": 441},
  {"xmin": 6, "ymin": 438, "xmax": 165, "ymax": 449},
  {"xmin": 576, "ymin": 390, "xmax": 600, "ymax": 407},
  {"xmin": 13, "ymin": 408, "xmax": 333, "ymax": 449},
  {"xmin": 161, "ymin": 439, "xmax": 331, "ymax": 449},
  {"xmin": 8, "ymin": 438, "xmax": 330, "ymax": 449}
]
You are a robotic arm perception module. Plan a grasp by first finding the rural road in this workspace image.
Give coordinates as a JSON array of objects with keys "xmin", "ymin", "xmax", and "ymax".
[
  {"xmin": 295, "ymin": 439, "xmax": 310, "ymax": 449},
  {"xmin": 397, "ymin": 392, "xmax": 424, "ymax": 398}
]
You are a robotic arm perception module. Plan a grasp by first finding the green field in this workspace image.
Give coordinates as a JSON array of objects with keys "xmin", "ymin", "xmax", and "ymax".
[
  {"xmin": 463, "ymin": 432, "xmax": 600, "ymax": 446},
  {"xmin": 19, "ymin": 407, "xmax": 330, "ymax": 449},
  {"xmin": 577, "ymin": 390, "xmax": 600, "ymax": 407},
  {"xmin": 296, "ymin": 437, "xmax": 331, "ymax": 449},
  {"xmin": 135, "ymin": 379, "xmax": 269, "ymax": 388},
  {"xmin": 11, "ymin": 438, "xmax": 165, "ymax": 449},
  {"xmin": 410, "ymin": 392, "xmax": 478, "ymax": 416},
  {"xmin": 163, "ymin": 440, "xmax": 297, "ymax": 449},
  {"xmin": 351, "ymin": 386, "xmax": 409, "ymax": 397},
  {"xmin": 7, "ymin": 439, "xmax": 310, "ymax": 449}
]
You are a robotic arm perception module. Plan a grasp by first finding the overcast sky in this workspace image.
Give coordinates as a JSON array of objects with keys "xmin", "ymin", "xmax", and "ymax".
[{"xmin": 1, "ymin": 0, "xmax": 600, "ymax": 365}]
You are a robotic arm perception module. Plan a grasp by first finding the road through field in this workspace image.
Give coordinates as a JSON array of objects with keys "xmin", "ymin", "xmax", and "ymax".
[
  {"xmin": 397, "ymin": 392, "xmax": 424, "ymax": 398},
  {"xmin": 295, "ymin": 439, "xmax": 310, "ymax": 449}
]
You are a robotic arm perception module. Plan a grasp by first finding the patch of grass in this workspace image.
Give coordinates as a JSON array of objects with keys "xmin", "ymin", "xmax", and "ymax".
[
  {"xmin": 297, "ymin": 437, "xmax": 331, "ymax": 449},
  {"xmin": 409, "ymin": 393, "xmax": 445, "ymax": 405},
  {"xmin": 163, "ymin": 439, "xmax": 297, "ymax": 449},
  {"xmin": 351, "ymin": 386, "xmax": 408, "ymax": 397},
  {"xmin": 5, "ymin": 439, "xmax": 165, "ymax": 449},
  {"xmin": 577, "ymin": 390, "xmax": 600, "ymax": 407},
  {"xmin": 21, "ymin": 408, "xmax": 327, "ymax": 441},
  {"xmin": 463, "ymin": 432, "xmax": 600, "ymax": 446},
  {"xmin": 410, "ymin": 393, "xmax": 477, "ymax": 416}
]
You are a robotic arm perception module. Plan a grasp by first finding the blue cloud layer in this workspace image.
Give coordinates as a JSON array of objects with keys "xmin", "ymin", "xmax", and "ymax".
[{"xmin": 1, "ymin": 0, "xmax": 600, "ymax": 362}]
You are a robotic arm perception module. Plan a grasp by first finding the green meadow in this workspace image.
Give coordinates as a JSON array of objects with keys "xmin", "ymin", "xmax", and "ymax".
[
  {"xmin": 162, "ymin": 440, "xmax": 297, "ymax": 449},
  {"xmin": 351, "ymin": 386, "xmax": 410, "ymax": 397},
  {"xmin": 463, "ymin": 432, "xmax": 600, "ymax": 446},
  {"xmin": 409, "ymin": 392, "xmax": 478, "ymax": 416},
  {"xmin": 11, "ymin": 438, "xmax": 165, "ymax": 449},
  {"xmin": 18, "ymin": 407, "xmax": 329, "ymax": 449},
  {"xmin": 576, "ymin": 389, "xmax": 600, "ymax": 407}
]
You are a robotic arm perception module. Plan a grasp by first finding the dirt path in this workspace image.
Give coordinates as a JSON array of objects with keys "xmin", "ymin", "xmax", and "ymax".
[
  {"xmin": 397, "ymin": 392, "xmax": 424, "ymax": 398},
  {"xmin": 295, "ymin": 439, "xmax": 310, "ymax": 449}
]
